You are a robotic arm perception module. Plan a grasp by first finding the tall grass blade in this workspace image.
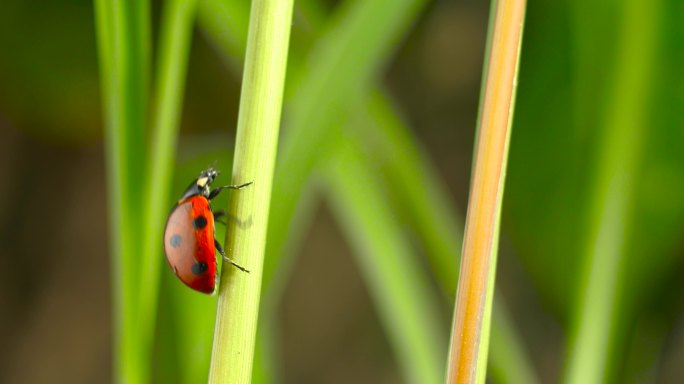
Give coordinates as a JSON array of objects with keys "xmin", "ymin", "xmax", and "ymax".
[
  {"xmin": 563, "ymin": 0, "xmax": 659, "ymax": 382},
  {"xmin": 488, "ymin": 296, "xmax": 539, "ymax": 384},
  {"xmin": 263, "ymin": 0, "xmax": 426, "ymax": 289},
  {"xmin": 324, "ymin": 131, "xmax": 445, "ymax": 384},
  {"xmin": 94, "ymin": 0, "xmax": 150, "ymax": 382},
  {"xmin": 197, "ymin": 0, "xmax": 250, "ymax": 71},
  {"xmin": 363, "ymin": 90, "xmax": 463, "ymax": 294},
  {"xmin": 138, "ymin": 0, "xmax": 198, "ymax": 369}
]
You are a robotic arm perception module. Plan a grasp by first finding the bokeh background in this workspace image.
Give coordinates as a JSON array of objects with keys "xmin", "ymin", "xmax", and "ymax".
[{"xmin": 1, "ymin": 0, "xmax": 684, "ymax": 383}]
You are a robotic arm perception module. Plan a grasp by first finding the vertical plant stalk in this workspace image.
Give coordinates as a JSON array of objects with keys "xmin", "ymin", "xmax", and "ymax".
[
  {"xmin": 138, "ymin": 0, "xmax": 198, "ymax": 371},
  {"xmin": 94, "ymin": 0, "xmax": 149, "ymax": 383},
  {"xmin": 208, "ymin": 0, "xmax": 294, "ymax": 382},
  {"xmin": 563, "ymin": 0, "xmax": 658, "ymax": 382},
  {"xmin": 446, "ymin": 0, "xmax": 525, "ymax": 383}
]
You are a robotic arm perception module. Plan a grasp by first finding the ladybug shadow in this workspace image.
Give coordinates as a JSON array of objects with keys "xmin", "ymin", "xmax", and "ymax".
[{"xmin": 214, "ymin": 210, "xmax": 253, "ymax": 230}]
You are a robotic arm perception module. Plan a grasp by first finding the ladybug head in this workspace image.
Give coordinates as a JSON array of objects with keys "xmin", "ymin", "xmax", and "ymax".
[
  {"xmin": 196, "ymin": 167, "xmax": 219, "ymax": 197},
  {"xmin": 180, "ymin": 167, "xmax": 220, "ymax": 200},
  {"xmin": 198, "ymin": 167, "xmax": 219, "ymax": 185}
]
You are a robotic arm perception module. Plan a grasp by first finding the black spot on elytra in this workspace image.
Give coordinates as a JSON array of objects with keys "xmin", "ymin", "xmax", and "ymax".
[
  {"xmin": 170, "ymin": 234, "xmax": 182, "ymax": 248},
  {"xmin": 193, "ymin": 215, "xmax": 208, "ymax": 229},
  {"xmin": 192, "ymin": 262, "xmax": 208, "ymax": 275}
]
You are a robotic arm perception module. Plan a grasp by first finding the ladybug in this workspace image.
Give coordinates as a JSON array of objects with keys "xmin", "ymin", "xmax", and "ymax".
[{"xmin": 164, "ymin": 167, "xmax": 251, "ymax": 294}]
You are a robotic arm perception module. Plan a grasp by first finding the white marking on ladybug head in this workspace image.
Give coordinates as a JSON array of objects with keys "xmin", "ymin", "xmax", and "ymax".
[{"xmin": 197, "ymin": 176, "xmax": 209, "ymax": 187}]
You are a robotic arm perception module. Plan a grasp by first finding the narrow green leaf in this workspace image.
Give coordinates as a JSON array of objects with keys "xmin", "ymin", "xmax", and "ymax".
[
  {"xmin": 564, "ymin": 0, "xmax": 660, "ymax": 382},
  {"xmin": 94, "ymin": 0, "xmax": 150, "ymax": 382},
  {"xmin": 264, "ymin": 0, "xmax": 427, "ymax": 288},
  {"xmin": 488, "ymin": 297, "xmax": 539, "ymax": 384},
  {"xmin": 362, "ymin": 90, "xmax": 463, "ymax": 294},
  {"xmin": 197, "ymin": 0, "xmax": 250, "ymax": 71},
  {"xmin": 324, "ymin": 132, "xmax": 445, "ymax": 384},
  {"xmin": 138, "ymin": 0, "xmax": 198, "ymax": 369}
]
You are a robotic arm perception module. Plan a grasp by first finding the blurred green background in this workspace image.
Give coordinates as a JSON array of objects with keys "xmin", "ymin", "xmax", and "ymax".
[{"xmin": 1, "ymin": 0, "xmax": 684, "ymax": 383}]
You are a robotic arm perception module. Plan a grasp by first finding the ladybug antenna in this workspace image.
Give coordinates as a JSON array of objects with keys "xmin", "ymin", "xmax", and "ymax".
[{"xmin": 202, "ymin": 160, "xmax": 215, "ymax": 173}]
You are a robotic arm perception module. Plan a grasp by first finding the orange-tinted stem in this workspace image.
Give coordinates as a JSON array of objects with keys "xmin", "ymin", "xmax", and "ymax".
[{"xmin": 446, "ymin": 0, "xmax": 526, "ymax": 382}]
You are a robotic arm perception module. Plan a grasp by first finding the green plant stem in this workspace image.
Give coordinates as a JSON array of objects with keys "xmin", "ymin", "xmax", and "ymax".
[
  {"xmin": 138, "ymin": 0, "xmax": 198, "ymax": 374},
  {"xmin": 324, "ymin": 131, "xmax": 445, "ymax": 384},
  {"xmin": 94, "ymin": 0, "xmax": 149, "ymax": 382},
  {"xmin": 563, "ymin": 0, "xmax": 658, "ymax": 382},
  {"xmin": 207, "ymin": 0, "xmax": 294, "ymax": 381}
]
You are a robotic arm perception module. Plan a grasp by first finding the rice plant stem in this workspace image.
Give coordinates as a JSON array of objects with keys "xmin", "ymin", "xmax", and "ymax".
[
  {"xmin": 208, "ymin": 0, "xmax": 294, "ymax": 381},
  {"xmin": 446, "ymin": 0, "xmax": 525, "ymax": 382}
]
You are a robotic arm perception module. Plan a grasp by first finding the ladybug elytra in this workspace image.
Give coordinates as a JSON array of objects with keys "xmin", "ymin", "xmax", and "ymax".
[{"xmin": 163, "ymin": 167, "xmax": 251, "ymax": 294}]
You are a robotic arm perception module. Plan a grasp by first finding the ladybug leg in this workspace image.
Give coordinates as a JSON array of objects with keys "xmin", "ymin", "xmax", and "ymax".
[
  {"xmin": 214, "ymin": 239, "xmax": 250, "ymax": 273},
  {"xmin": 208, "ymin": 181, "xmax": 253, "ymax": 200},
  {"xmin": 213, "ymin": 210, "xmax": 228, "ymax": 225}
]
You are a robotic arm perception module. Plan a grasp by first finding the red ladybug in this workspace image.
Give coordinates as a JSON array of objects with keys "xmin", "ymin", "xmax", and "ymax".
[{"xmin": 164, "ymin": 168, "xmax": 251, "ymax": 294}]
